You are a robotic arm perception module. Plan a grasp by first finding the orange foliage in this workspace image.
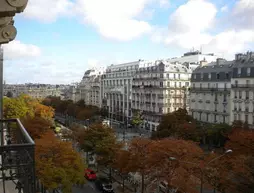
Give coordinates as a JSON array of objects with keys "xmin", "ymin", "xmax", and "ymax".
[
  {"xmin": 23, "ymin": 116, "xmax": 53, "ymax": 139},
  {"xmin": 35, "ymin": 131, "xmax": 85, "ymax": 192},
  {"xmin": 148, "ymin": 139, "xmax": 203, "ymax": 193},
  {"xmin": 34, "ymin": 103, "xmax": 55, "ymax": 119}
]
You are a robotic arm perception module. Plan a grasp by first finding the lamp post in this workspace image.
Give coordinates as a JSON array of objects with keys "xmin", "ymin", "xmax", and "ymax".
[{"xmin": 169, "ymin": 149, "xmax": 232, "ymax": 193}]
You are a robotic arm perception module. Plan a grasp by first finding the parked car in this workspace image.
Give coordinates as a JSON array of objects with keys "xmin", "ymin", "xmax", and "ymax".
[
  {"xmin": 84, "ymin": 169, "xmax": 97, "ymax": 180},
  {"xmin": 95, "ymin": 177, "xmax": 114, "ymax": 193}
]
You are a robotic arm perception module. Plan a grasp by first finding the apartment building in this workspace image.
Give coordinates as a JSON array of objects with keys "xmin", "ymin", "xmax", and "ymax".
[
  {"xmin": 189, "ymin": 59, "xmax": 232, "ymax": 124},
  {"xmin": 102, "ymin": 61, "xmax": 140, "ymax": 123},
  {"xmin": 79, "ymin": 68, "xmax": 104, "ymax": 108},
  {"xmin": 190, "ymin": 52, "xmax": 254, "ymax": 127},
  {"xmin": 4, "ymin": 84, "xmax": 64, "ymax": 99},
  {"xmin": 231, "ymin": 52, "xmax": 254, "ymax": 127},
  {"xmin": 132, "ymin": 60, "xmax": 192, "ymax": 131}
]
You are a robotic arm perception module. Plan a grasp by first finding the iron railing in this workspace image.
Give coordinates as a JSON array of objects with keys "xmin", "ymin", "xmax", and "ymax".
[
  {"xmin": 0, "ymin": 118, "xmax": 35, "ymax": 193},
  {"xmin": 231, "ymin": 84, "xmax": 254, "ymax": 88}
]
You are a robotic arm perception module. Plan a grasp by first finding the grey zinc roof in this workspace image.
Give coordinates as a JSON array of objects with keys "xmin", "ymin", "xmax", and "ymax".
[
  {"xmin": 232, "ymin": 59, "xmax": 254, "ymax": 68},
  {"xmin": 193, "ymin": 61, "xmax": 233, "ymax": 73}
]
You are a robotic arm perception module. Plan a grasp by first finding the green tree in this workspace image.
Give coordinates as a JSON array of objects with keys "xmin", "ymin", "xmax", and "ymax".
[
  {"xmin": 80, "ymin": 123, "xmax": 122, "ymax": 177},
  {"xmin": 131, "ymin": 110, "xmax": 143, "ymax": 131},
  {"xmin": 152, "ymin": 108, "xmax": 200, "ymax": 141},
  {"xmin": 6, "ymin": 91, "xmax": 13, "ymax": 98}
]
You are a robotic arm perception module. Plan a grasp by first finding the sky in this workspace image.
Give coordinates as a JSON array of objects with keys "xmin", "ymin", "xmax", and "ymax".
[{"xmin": 2, "ymin": 0, "xmax": 254, "ymax": 84}]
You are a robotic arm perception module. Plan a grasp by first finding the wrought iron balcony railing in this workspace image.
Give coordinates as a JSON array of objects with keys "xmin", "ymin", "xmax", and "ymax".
[
  {"xmin": 0, "ymin": 118, "xmax": 36, "ymax": 193},
  {"xmin": 231, "ymin": 84, "xmax": 254, "ymax": 88}
]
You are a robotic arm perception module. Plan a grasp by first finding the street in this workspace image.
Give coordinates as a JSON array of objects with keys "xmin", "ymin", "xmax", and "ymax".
[{"xmin": 72, "ymin": 182, "xmax": 98, "ymax": 193}]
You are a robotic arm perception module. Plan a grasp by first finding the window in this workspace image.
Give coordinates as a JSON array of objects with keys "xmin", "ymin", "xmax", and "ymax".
[
  {"xmin": 167, "ymin": 81, "xmax": 170, "ymax": 87},
  {"xmin": 185, "ymin": 82, "xmax": 189, "ymax": 86},
  {"xmin": 226, "ymin": 73, "xmax": 229, "ymax": 79},
  {"xmin": 167, "ymin": 74, "xmax": 169, "ymax": 78},
  {"xmin": 200, "ymin": 83, "xmax": 202, "ymax": 88},
  {"xmin": 174, "ymin": 82, "xmax": 177, "ymax": 87},
  {"xmin": 194, "ymin": 74, "xmax": 196, "ymax": 79},
  {"xmin": 216, "ymin": 73, "xmax": 220, "ymax": 80},
  {"xmin": 208, "ymin": 73, "xmax": 211, "ymax": 80},
  {"xmin": 206, "ymin": 114, "xmax": 209, "ymax": 122},
  {"xmin": 245, "ymin": 114, "xmax": 248, "ymax": 123},
  {"xmin": 246, "ymin": 91, "xmax": 249, "ymax": 99},
  {"xmin": 238, "ymin": 68, "xmax": 241, "ymax": 76},
  {"xmin": 246, "ymin": 80, "xmax": 250, "ymax": 86},
  {"xmin": 160, "ymin": 73, "xmax": 163, "ymax": 78},
  {"xmin": 160, "ymin": 82, "xmax": 163, "ymax": 87},
  {"xmin": 235, "ymin": 80, "xmax": 238, "ymax": 87},
  {"xmin": 179, "ymin": 82, "xmax": 182, "ymax": 87},
  {"xmin": 247, "ymin": 67, "xmax": 251, "ymax": 76},
  {"xmin": 174, "ymin": 74, "xmax": 176, "ymax": 79},
  {"xmin": 223, "ymin": 116, "xmax": 226, "ymax": 123},
  {"xmin": 208, "ymin": 83, "xmax": 210, "ymax": 88},
  {"xmin": 193, "ymin": 83, "xmax": 195, "ymax": 88},
  {"xmin": 223, "ymin": 94, "xmax": 227, "ymax": 102},
  {"xmin": 239, "ymin": 91, "xmax": 242, "ymax": 99},
  {"xmin": 234, "ymin": 114, "xmax": 237, "ymax": 121},
  {"xmin": 178, "ymin": 74, "xmax": 180, "ymax": 79},
  {"xmin": 201, "ymin": 73, "xmax": 203, "ymax": 80}
]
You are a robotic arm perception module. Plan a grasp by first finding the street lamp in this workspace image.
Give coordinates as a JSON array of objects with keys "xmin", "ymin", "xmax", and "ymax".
[{"xmin": 169, "ymin": 149, "xmax": 232, "ymax": 193}]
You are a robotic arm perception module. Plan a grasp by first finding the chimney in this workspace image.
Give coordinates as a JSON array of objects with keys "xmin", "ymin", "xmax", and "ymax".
[
  {"xmin": 200, "ymin": 60, "xmax": 208, "ymax": 66},
  {"xmin": 216, "ymin": 58, "xmax": 225, "ymax": 65}
]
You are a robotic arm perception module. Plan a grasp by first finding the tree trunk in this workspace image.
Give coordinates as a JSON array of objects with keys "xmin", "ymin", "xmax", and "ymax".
[
  {"xmin": 122, "ymin": 177, "xmax": 125, "ymax": 193},
  {"xmin": 141, "ymin": 173, "xmax": 145, "ymax": 193},
  {"xmin": 109, "ymin": 167, "xmax": 112, "ymax": 181}
]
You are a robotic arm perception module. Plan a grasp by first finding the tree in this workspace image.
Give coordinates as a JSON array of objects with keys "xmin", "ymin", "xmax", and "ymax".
[
  {"xmin": 148, "ymin": 139, "xmax": 203, "ymax": 193},
  {"xmin": 80, "ymin": 123, "xmax": 122, "ymax": 174},
  {"xmin": 113, "ymin": 150, "xmax": 132, "ymax": 193},
  {"xmin": 127, "ymin": 138, "xmax": 155, "ymax": 193},
  {"xmin": 6, "ymin": 91, "xmax": 13, "ymax": 98},
  {"xmin": 223, "ymin": 128, "xmax": 254, "ymax": 193},
  {"xmin": 152, "ymin": 108, "xmax": 200, "ymax": 141},
  {"xmin": 75, "ymin": 99, "xmax": 86, "ymax": 108},
  {"xmin": 22, "ymin": 116, "xmax": 53, "ymax": 139},
  {"xmin": 35, "ymin": 131, "xmax": 86, "ymax": 193},
  {"xmin": 131, "ymin": 110, "xmax": 143, "ymax": 132},
  {"xmin": 3, "ymin": 96, "xmax": 33, "ymax": 119}
]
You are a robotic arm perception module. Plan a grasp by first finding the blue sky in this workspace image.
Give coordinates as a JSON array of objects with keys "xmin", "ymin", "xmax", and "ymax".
[{"xmin": 3, "ymin": 0, "xmax": 254, "ymax": 84}]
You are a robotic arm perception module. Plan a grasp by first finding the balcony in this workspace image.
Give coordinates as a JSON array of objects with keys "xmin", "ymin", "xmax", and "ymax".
[
  {"xmin": 190, "ymin": 87, "xmax": 230, "ymax": 92},
  {"xmin": 0, "ymin": 118, "xmax": 36, "ymax": 193},
  {"xmin": 231, "ymin": 84, "xmax": 254, "ymax": 88}
]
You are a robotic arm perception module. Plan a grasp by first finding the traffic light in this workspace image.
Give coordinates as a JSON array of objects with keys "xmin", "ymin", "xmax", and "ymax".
[{"xmin": 0, "ymin": 0, "xmax": 29, "ymax": 44}]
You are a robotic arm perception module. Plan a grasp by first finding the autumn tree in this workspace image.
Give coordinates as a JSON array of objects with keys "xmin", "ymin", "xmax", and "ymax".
[
  {"xmin": 223, "ymin": 128, "xmax": 254, "ymax": 192},
  {"xmin": 148, "ymin": 139, "xmax": 203, "ymax": 193},
  {"xmin": 127, "ymin": 138, "xmax": 155, "ymax": 193},
  {"xmin": 3, "ymin": 96, "xmax": 33, "ymax": 119},
  {"xmin": 35, "ymin": 131, "xmax": 86, "ymax": 193},
  {"xmin": 113, "ymin": 150, "xmax": 132, "ymax": 193},
  {"xmin": 22, "ymin": 116, "xmax": 53, "ymax": 139}
]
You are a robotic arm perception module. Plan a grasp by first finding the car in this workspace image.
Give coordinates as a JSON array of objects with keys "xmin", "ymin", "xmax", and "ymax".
[
  {"xmin": 95, "ymin": 177, "xmax": 114, "ymax": 193},
  {"xmin": 84, "ymin": 169, "xmax": 97, "ymax": 180}
]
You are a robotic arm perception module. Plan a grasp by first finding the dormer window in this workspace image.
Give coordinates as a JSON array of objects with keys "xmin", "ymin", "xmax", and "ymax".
[
  {"xmin": 194, "ymin": 74, "xmax": 196, "ymax": 79},
  {"xmin": 208, "ymin": 73, "xmax": 211, "ymax": 80}
]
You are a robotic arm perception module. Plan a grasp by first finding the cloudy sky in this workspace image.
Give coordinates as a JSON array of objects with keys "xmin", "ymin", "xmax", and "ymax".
[{"xmin": 2, "ymin": 0, "xmax": 254, "ymax": 84}]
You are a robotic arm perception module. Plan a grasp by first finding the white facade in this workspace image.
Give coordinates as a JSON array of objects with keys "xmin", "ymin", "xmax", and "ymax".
[
  {"xmin": 102, "ymin": 61, "xmax": 140, "ymax": 123},
  {"xmin": 168, "ymin": 51, "xmax": 217, "ymax": 64},
  {"xmin": 190, "ymin": 60, "xmax": 232, "ymax": 124},
  {"xmin": 132, "ymin": 60, "xmax": 192, "ymax": 131},
  {"xmin": 3, "ymin": 84, "xmax": 64, "ymax": 99},
  {"xmin": 79, "ymin": 68, "xmax": 104, "ymax": 108},
  {"xmin": 230, "ymin": 52, "xmax": 254, "ymax": 127}
]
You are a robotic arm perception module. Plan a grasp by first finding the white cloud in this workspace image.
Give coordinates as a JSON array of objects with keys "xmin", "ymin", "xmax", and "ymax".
[
  {"xmin": 152, "ymin": 0, "xmax": 254, "ymax": 60},
  {"xmin": 231, "ymin": 0, "xmax": 254, "ymax": 30},
  {"xmin": 220, "ymin": 5, "xmax": 228, "ymax": 12},
  {"xmin": 2, "ymin": 40, "xmax": 41, "ymax": 60},
  {"xmin": 159, "ymin": 0, "xmax": 170, "ymax": 8},
  {"xmin": 23, "ymin": 0, "xmax": 74, "ymax": 22},
  {"xmin": 169, "ymin": 0, "xmax": 217, "ymax": 33},
  {"xmin": 73, "ymin": 0, "xmax": 153, "ymax": 41}
]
